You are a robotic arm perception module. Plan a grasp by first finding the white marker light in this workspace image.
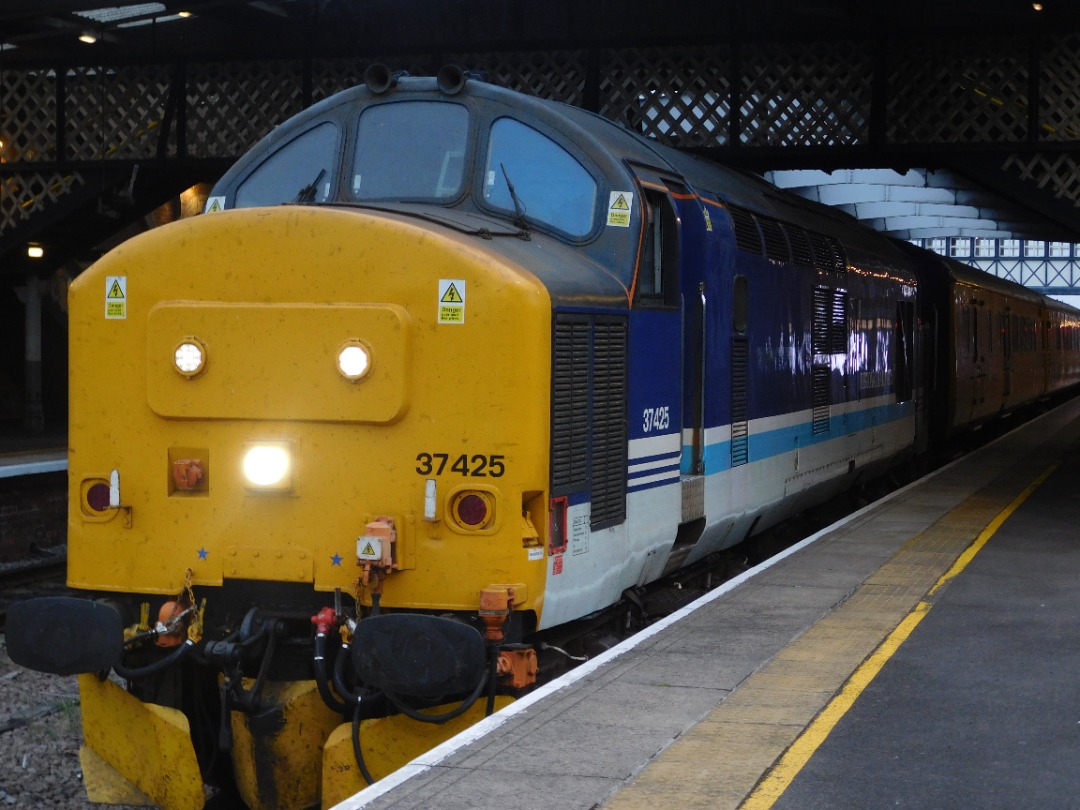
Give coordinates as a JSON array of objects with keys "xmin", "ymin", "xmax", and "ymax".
[
  {"xmin": 424, "ymin": 478, "xmax": 437, "ymax": 521},
  {"xmin": 174, "ymin": 339, "xmax": 206, "ymax": 377},
  {"xmin": 242, "ymin": 444, "xmax": 292, "ymax": 490},
  {"xmin": 337, "ymin": 342, "xmax": 371, "ymax": 380}
]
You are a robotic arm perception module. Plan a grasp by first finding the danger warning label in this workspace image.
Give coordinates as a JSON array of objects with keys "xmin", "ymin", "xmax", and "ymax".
[
  {"xmin": 438, "ymin": 279, "xmax": 466, "ymax": 324},
  {"xmin": 105, "ymin": 276, "xmax": 127, "ymax": 320},
  {"xmin": 607, "ymin": 191, "xmax": 633, "ymax": 227},
  {"xmin": 357, "ymin": 536, "xmax": 382, "ymax": 561}
]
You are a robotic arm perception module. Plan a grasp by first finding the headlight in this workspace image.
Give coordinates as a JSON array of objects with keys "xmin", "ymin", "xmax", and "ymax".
[
  {"xmin": 242, "ymin": 442, "xmax": 293, "ymax": 491},
  {"xmin": 173, "ymin": 338, "xmax": 207, "ymax": 377},
  {"xmin": 337, "ymin": 341, "xmax": 371, "ymax": 380}
]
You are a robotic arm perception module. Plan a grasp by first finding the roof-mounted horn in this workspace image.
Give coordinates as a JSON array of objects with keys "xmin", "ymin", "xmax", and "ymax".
[
  {"xmin": 436, "ymin": 64, "xmax": 467, "ymax": 96},
  {"xmin": 364, "ymin": 63, "xmax": 397, "ymax": 95}
]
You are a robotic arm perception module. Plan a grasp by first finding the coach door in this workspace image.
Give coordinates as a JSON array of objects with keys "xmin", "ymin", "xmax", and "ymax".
[
  {"xmin": 629, "ymin": 166, "xmax": 710, "ymax": 569},
  {"xmin": 628, "ymin": 169, "xmax": 684, "ymax": 463}
]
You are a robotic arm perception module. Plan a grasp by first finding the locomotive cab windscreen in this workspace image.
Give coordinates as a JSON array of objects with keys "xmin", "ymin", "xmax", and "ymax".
[{"xmin": 223, "ymin": 95, "xmax": 609, "ymax": 249}]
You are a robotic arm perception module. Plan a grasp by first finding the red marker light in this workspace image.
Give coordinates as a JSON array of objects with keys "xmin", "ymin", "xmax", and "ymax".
[
  {"xmin": 86, "ymin": 482, "xmax": 111, "ymax": 512},
  {"xmin": 456, "ymin": 494, "xmax": 488, "ymax": 526}
]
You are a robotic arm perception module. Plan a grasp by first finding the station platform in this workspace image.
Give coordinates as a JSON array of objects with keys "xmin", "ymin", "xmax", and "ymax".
[
  {"xmin": 0, "ymin": 426, "xmax": 67, "ymax": 478},
  {"xmin": 333, "ymin": 395, "xmax": 1080, "ymax": 810},
  {"xmin": 0, "ymin": 448, "xmax": 66, "ymax": 479}
]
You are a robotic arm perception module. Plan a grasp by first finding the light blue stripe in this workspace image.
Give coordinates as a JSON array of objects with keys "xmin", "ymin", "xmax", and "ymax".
[{"xmin": 681, "ymin": 401, "xmax": 915, "ymax": 474}]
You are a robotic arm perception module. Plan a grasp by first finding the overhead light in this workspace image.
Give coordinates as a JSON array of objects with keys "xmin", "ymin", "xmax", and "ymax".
[
  {"xmin": 1033, "ymin": 2, "xmax": 1044, "ymax": 8},
  {"xmin": 27, "ymin": 244, "xmax": 43, "ymax": 259},
  {"xmin": 178, "ymin": 10, "xmax": 193, "ymax": 17},
  {"xmin": 79, "ymin": 32, "xmax": 97, "ymax": 44},
  {"xmin": 75, "ymin": 3, "xmax": 165, "ymax": 24}
]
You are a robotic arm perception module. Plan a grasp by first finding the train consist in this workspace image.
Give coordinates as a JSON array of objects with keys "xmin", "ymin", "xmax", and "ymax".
[{"xmin": 9, "ymin": 66, "xmax": 1080, "ymax": 810}]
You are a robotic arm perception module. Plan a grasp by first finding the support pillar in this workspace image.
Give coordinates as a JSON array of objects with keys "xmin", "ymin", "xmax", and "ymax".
[{"xmin": 16, "ymin": 275, "xmax": 45, "ymax": 432}]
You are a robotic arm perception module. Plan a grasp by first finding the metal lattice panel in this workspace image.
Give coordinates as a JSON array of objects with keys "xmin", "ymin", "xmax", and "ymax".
[
  {"xmin": 888, "ymin": 36, "xmax": 1028, "ymax": 144},
  {"xmin": 65, "ymin": 65, "xmax": 172, "ymax": 161},
  {"xmin": 0, "ymin": 171, "xmax": 84, "ymax": 231},
  {"xmin": 599, "ymin": 46, "xmax": 731, "ymax": 147},
  {"xmin": 448, "ymin": 50, "xmax": 587, "ymax": 104},
  {"xmin": 186, "ymin": 61, "xmax": 307, "ymax": 159},
  {"xmin": 1002, "ymin": 152, "xmax": 1080, "ymax": 207},
  {"xmin": 0, "ymin": 69, "xmax": 58, "ymax": 162},
  {"xmin": 970, "ymin": 257, "xmax": 1080, "ymax": 291},
  {"xmin": 738, "ymin": 41, "xmax": 872, "ymax": 148},
  {"xmin": 1039, "ymin": 33, "xmax": 1080, "ymax": 141}
]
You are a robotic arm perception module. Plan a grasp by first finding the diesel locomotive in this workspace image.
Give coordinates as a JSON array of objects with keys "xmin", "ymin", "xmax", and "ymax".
[{"xmin": 9, "ymin": 65, "xmax": 1080, "ymax": 810}]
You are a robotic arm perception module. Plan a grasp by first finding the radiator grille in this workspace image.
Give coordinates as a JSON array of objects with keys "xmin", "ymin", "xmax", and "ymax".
[
  {"xmin": 758, "ymin": 217, "xmax": 790, "ymax": 263},
  {"xmin": 812, "ymin": 286, "xmax": 848, "ymax": 355},
  {"xmin": 812, "ymin": 364, "xmax": 831, "ymax": 434},
  {"xmin": 808, "ymin": 232, "xmax": 847, "ymax": 275},
  {"xmin": 551, "ymin": 315, "xmax": 627, "ymax": 529},
  {"xmin": 591, "ymin": 321, "xmax": 628, "ymax": 528},
  {"xmin": 731, "ymin": 337, "xmax": 749, "ymax": 467},
  {"xmin": 552, "ymin": 319, "xmax": 590, "ymax": 491},
  {"xmin": 728, "ymin": 206, "xmax": 763, "ymax": 254},
  {"xmin": 786, "ymin": 225, "xmax": 814, "ymax": 267}
]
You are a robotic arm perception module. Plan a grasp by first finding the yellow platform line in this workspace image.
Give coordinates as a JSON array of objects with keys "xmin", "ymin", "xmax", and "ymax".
[{"xmin": 603, "ymin": 463, "xmax": 1058, "ymax": 810}]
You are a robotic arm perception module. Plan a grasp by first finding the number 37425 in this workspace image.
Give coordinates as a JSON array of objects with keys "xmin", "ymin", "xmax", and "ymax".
[{"xmin": 415, "ymin": 453, "xmax": 506, "ymax": 477}]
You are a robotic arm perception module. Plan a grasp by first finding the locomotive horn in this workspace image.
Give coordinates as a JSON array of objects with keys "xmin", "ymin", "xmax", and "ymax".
[
  {"xmin": 437, "ymin": 64, "xmax": 467, "ymax": 95},
  {"xmin": 364, "ymin": 63, "xmax": 396, "ymax": 95}
]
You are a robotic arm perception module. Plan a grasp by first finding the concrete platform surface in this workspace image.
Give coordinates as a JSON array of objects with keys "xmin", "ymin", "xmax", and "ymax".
[{"xmin": 332, "ymin": 397, "xmax": 1080, "ymax": 810}]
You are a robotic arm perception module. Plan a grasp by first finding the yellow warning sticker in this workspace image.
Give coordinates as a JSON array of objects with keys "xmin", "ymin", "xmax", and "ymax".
[
  {"xmin": 607, "ymin": 191, "xmax": 633, "ymax": 227},
  {"xmin": 438, "ymin": 279, "xmax": 466, "ymax": 324},
  {"xmin": 204, "ymin": 196, "xmax": 225, "ymax": 214},
  {"xmin": 361, "ymin": 541, "xmax": 375, "ymax": 556},
  {"xmin": 105, "ymin": 276, "xmax": 127, "ymax": 320}
]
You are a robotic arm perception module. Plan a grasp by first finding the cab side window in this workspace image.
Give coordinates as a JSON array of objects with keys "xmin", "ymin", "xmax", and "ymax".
[
  {"xmin": 635, "ymin": 187, "xmax": 680, "ymax": 308},
  {"xmin": 483, "ymin": 118, "xmax": 597, "ymax": 238}
]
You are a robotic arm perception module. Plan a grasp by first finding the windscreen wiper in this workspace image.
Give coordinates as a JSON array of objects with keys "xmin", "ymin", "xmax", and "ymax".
[
  {"xmin": 293, "ymin": 169, "xmax": 327, "ymax": 204},
  {"xmin": 500, "ymin": 163, "xmax": 530, "ymax": 239}
]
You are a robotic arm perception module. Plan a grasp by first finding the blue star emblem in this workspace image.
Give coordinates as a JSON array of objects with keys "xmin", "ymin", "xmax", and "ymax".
[
  {"xmin": 330, "ymin": 553, "xmax": 343, "ymax": 567},
  {"xmin": 197, "ymin": 547, "xmax": 208, "ymax": 560}
]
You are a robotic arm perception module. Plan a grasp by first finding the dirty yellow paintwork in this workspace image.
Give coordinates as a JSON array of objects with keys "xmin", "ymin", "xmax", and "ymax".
[
  {"xmin": 78, "ymin": 674, "xmax": 204, "ymax": 810},
  {"xmin": 79, "ymin": 746, "xmax": 157, "ymax": 806},
  {"xmin": 66, "ymin": 206, "xmax": 552, "ymax": 619},
  {"xmin": 230, "ymin": 680, "xmax": 345, "ymax": 810},
  {"xmin": 320, "ymin": 696, "xmax": 516, "ymax": 808}
]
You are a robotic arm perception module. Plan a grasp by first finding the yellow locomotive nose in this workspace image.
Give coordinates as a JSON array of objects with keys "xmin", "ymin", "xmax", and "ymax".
[{"xmin": 59, "ymin": 203, "xmax": 554, "ymax": 810}]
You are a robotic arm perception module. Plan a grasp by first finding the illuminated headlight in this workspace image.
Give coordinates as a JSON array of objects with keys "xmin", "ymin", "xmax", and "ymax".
[
  {"xmin": 242, "ymin": 442, "xmax": 293, "ymax": 491},
  {"xmin": 337, "ymin": 341, "xmax": 371, "ymax": 381},
  {"xmin": 174, "ymin": 338, "xmax": 207, "ymax": 377}
]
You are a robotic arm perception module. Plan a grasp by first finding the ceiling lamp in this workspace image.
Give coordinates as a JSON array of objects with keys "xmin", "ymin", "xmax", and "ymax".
[{"xmin": 79, "ymin": 32, "xmax": 97, "ymax": 44}]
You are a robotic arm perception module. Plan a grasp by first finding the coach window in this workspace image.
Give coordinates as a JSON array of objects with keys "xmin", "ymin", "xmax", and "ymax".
[
  {"xmin": 234, "ymin": 121, "xmax": 339, "ymax": 208},
  {"xmin": 353, "ymin": 102, "xmax": 469, "ymax": 201},
  {"xmin": 483, "ymin": 118, "xmax": 597, "ymax": 237}
]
